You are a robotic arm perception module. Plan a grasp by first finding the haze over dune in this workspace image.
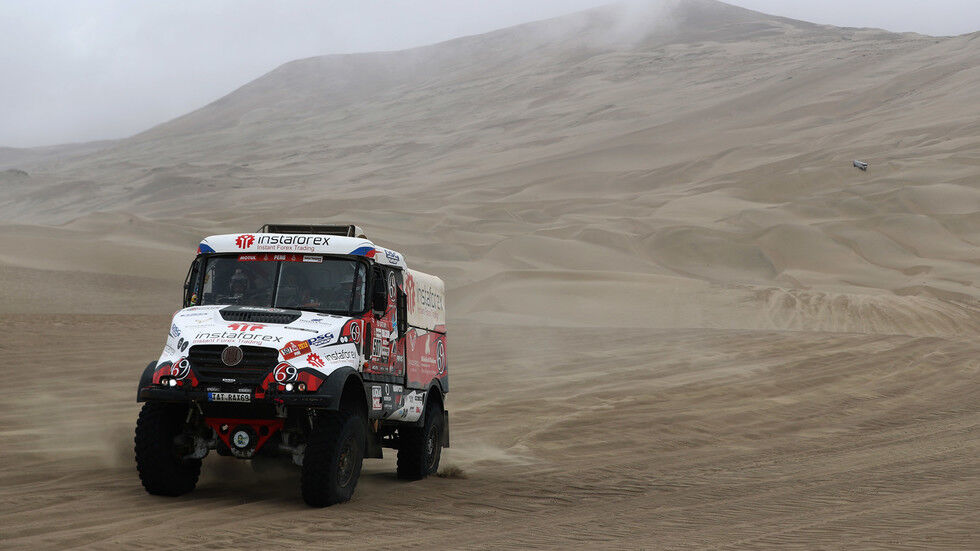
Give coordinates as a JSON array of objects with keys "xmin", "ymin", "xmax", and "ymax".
[{"xmin": 1, "ymin": 1, "xmax": 978, "ymax": 548}]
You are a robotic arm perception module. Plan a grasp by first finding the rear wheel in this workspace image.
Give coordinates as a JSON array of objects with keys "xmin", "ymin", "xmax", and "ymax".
[
  {"xmin": 134, "ymin": 402, "xmax": 201, "ymax": 496},
  {"xmin": 397, "ymin": 399, "xmax": 444, "ymax": 480},
  {"xmin": 301, "ymin": 412, "xmax": 365, "ymax": 507}
]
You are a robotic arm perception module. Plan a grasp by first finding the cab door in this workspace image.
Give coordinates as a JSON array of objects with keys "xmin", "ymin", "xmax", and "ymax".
[{"xmin": 362, "ymin": 266, "xmax": 405, "ymax": 383}]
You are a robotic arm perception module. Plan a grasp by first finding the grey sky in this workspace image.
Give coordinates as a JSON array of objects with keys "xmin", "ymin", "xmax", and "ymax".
[{"xmin": 1, "ymin": 0, "xmax": 978, "ymax": 148}]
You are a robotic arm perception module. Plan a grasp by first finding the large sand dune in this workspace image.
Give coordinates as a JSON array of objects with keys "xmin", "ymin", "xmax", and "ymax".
[{"xmin": 1, "ymin": 0, "xmax": 978, "ymax": 548}]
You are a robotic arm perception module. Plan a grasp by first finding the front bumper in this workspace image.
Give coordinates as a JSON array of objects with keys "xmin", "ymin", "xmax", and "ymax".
[{"xmin": 138, "ymin": 386, "xmax": 339, "ymax": 408}]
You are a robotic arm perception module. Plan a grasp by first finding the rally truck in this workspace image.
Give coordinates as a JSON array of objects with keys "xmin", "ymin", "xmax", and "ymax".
[{"xmin": 135, "ymin": 224, "xmax": 448, "ymax": 507}]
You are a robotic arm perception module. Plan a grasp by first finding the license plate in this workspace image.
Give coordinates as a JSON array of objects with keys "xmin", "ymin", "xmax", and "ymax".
[{"xmin": 207, "ymin": 392, "xmax": 251, "ymax": 402}]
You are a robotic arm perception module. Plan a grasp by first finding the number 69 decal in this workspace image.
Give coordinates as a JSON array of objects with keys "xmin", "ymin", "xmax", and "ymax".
[
  {"xmin": 170, "ymin": 358, "xmax": 191, "ymax": 380},
  {"xmin": 274, "ymin": 362, "xmax": 298, "ymax": 382}
]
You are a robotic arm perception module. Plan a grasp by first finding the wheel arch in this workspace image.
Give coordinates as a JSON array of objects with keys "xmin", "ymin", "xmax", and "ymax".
[
  {"xmin": 319, "ymin": 366, "xmax": 368, "ymax": 417},
  {"xmin": 427, "ymin": 379, "xmax": 449, "ymax": 447},
  {"xmin": 137, "ymin": 361, "xmax": 157, "ymax": 402},
  {"xmin": 425, "ymin": 379, "xmax": 445, "ymax": 412},
  {"xmin": 339, "ymin": 374, "xmax": 368, "ymax": 416}
]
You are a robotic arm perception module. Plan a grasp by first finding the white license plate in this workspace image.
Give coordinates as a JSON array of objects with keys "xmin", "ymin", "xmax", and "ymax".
[{"xmin": 207, "ymin": 392, "xmax": 251, "ymax": 402}]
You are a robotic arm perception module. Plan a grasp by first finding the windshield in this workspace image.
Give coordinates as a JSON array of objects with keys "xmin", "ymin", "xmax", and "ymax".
[{"xmin": 199, "ymin": 254, "xmax": 366, "ymax": 314}]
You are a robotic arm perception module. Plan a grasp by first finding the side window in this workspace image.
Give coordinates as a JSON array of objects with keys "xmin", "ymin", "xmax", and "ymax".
[
  {"xmin": 183, "ymin": 258, "xmax": 202, "ymax": 307},
  {"xmin": 371, "ymin": 266, "xmax": 387, "ymax": 315},
  {"xmin": 202, "ymin": 261, "xmax": 216, "ymax": 302},
  {"xmin": 352, "ymin": 262, "xmax": 367, "ymax": 312}
]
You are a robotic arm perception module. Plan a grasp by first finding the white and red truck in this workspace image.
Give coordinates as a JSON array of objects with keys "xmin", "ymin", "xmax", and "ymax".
[{"xmin": 135, "ymin": 224, "xmax": 448, "ymax": 506}]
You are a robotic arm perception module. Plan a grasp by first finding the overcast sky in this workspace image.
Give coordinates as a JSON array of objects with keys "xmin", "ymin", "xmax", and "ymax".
[{"xmin": 1, "ymin": 0, "xmax": 978, "ymax": 148}]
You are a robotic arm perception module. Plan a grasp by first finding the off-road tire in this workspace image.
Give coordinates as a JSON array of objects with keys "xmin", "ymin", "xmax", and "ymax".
[
  {"xmin": 301, "ymin": 412, "xmax": 365, "ymax": 507},
  {"xmin": 135, "ymin": 402, "xmax": 201, "ymax": 496},
  {"xmin": 397, "ymin": 399, "xmax": 444, "ymax": 480}
]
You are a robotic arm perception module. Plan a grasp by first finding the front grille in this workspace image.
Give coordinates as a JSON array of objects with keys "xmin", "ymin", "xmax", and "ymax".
[
  {"xmin": 219, "ymin": 309, "xmax": 301, "ymax": 324},
  {"xmin": 189, "ymin": 345, "xmax": 279, "ymax": 384}
]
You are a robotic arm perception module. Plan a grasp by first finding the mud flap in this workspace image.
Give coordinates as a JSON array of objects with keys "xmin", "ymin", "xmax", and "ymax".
[
  {"xmin": 442, "ymin": 410, "xmax": 450, "ymax": 448},
  {"xmin": 365, "ymin": 421, "xmax": 384, "ymax": 459}
]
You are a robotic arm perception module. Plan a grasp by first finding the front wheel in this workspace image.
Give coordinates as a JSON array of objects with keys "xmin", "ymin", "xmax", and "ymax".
[
  {"xmin": 397, "ymin": 399, "xmax": 444, "ymax": 480},
  {"xmin": 134, "ymin": 402, "xmax": 201, "ymax": 496},
  {"xmin": 301, "ymin": 412, "xmax": 365, "ymax": 507}
]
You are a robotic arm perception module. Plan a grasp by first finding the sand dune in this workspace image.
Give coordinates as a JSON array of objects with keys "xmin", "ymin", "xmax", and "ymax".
[
  {"xmin": 1, "ymin": 318, "xmax": 977, "ymax": 549},
  {"xmin": 1, "ymin": 0, "xmax": 979, "ymax": 548}
]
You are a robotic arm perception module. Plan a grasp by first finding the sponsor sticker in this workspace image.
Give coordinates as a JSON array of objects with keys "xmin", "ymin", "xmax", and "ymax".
[
  {"xmin": 307, "ymin": 348, "xmax": 357, "ymax": 363},
  {"xmin": 237, "ymin": 253, "xmax": 324, "ymax": 262},
  {"xmin": 227, "ymin": 323, "xmax": 265, "ymax": 331},
  {"xmin": 232, "ymin": 234, "xmax": 333, "ymax": 253},
  {"xmin": 417, "ymin": 284, "xmax": 443, "ymax": 310},
  {"xmin": 232, "ymin": 431, "xmax": 250, "ymax": 448},
  {"xmin": 179, "ymin": 311, "xmax": 211, "ymax": 318},
  {"xmin": 194, "ymin": 331, "xmax": 282, "ymax": 343},
  {"xmin": 287, "ymin": 327, "xmax": 319, "ymax": 333},
  {"xmin": 307, "ymin": 333, "xmax": 334, "ymax": 348},
  {"xmin": 257, "ymin": 235, "xmax": 330, "ymax": 247},
  {"xmin": 236, "ymin": 234, "xmax": 255, "ymax": 248},
  {"xmin": 280, "ymin": 340, "xmax": 311, "ymax": 360},
  {"xmin": 437, "ymin": 340, "xmax": 447, "ymax": 375},
  {"xmin": 308, "ymin": 353, "xmax": 325, "ymax": 368}
]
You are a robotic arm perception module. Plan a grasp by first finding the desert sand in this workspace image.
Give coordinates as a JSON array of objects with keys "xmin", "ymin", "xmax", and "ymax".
[{"xmin": 1, "ymin": 0, "xmax": 978, "ymax": 548}]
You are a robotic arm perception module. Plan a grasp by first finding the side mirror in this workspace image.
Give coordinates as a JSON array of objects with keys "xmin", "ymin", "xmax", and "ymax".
[
  {"xmin": 372, "ymin": 273, "xmax": 387, "ymax": 315},
  {"xmin": 397, "ymin": 289, "xmax": 407, "ymax": 337}
]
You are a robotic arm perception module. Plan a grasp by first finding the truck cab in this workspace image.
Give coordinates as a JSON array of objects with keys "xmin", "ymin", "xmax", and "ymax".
[{"xmin": 135, "ymin": 224, "xmax": 448, "ymax": 507}]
